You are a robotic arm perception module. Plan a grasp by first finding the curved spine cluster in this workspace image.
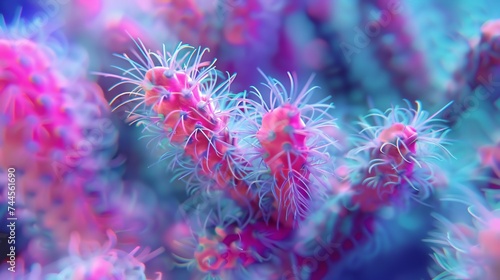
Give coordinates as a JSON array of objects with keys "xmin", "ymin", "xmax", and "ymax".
[
  {"xmin": 109, "ymin": 41, "xmax": 243, "ymax": 194},
  {"xmin": 170, "ymin": 195, "xmax": 285, "ymax": 280},
  {"xmin": 348, "ymin": 101, "xmax": 453, "ymax": 211},
  {"xmin": 236, "ymin": 71, "xmax": 337, "ymax": 226}
]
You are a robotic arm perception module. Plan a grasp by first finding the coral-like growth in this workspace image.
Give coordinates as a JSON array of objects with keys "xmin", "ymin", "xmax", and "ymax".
[
  {"xmin": 348, "ymin": 101, "xmax": 453, "ymax": 211},
  {"xmin": 109, "ymin": 41, "xmax": 243, "ymax": 194},
  {"xmin": 236, "ymin": 71, "xmax": 337, "ymax": 226},
  {"xmin": 8, "ymin": 2, "xmax": 500, "ymax": 280},
  {"xmin": 108, "ymin": 39, "xmax": 463, "ymax": 280},
  {"xmin": 170, "ymin": 195, "xmax": 285, "ymax": 279}
]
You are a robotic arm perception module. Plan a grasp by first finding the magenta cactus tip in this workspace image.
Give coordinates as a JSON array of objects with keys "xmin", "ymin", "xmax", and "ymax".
[
  {"xmin": 349, "ymin": 100, "xmax": 454, "ymax": 211},
  {"xmin": 108, "ymin": 40, "xmax": 239, "ymax": 193},
  {"xmin": 236, "ymin": 70, "xmax": 338, "ymax": 226}
]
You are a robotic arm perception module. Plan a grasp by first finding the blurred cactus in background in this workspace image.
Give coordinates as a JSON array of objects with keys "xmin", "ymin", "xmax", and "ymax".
[{"xmin": 1, "ymin": 0, "xmax": 500, "ymax": 279}]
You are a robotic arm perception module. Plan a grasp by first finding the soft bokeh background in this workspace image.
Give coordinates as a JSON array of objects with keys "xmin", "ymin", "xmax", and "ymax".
[{"xmin": 1, "ymin": 0, "xmax": 500, "ymax": 279}]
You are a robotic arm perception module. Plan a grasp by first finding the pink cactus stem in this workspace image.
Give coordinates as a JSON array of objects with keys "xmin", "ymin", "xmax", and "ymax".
[
  {"xmin": 349, "ymin": 100, "xmax": 453, "ymax": 212},
  {"xmin": 236, "ymin": 71, "xmax": 337, "ymax": 227}
]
